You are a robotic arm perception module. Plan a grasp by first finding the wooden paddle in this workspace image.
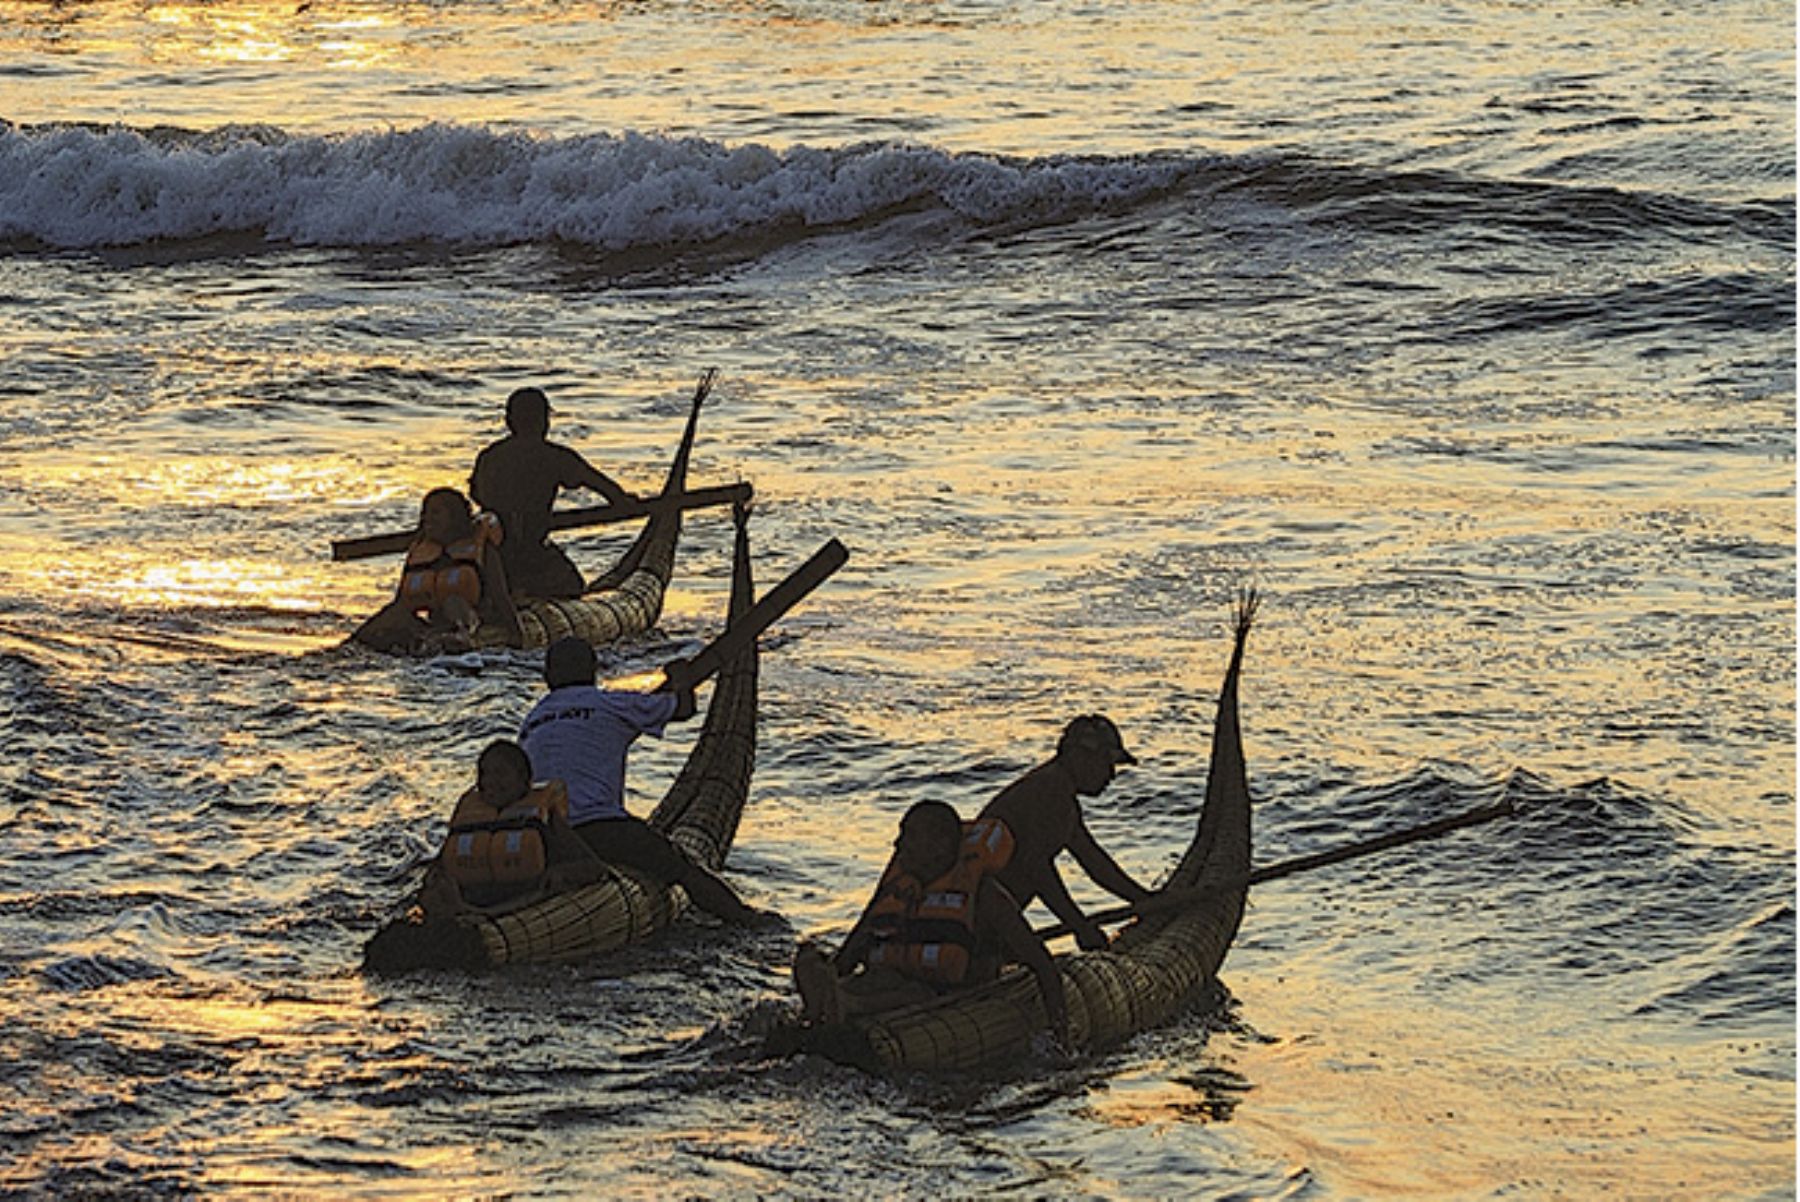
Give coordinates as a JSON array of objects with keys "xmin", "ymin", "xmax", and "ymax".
[
  {"xmin": 330, "ymin": 481, "xmax": 753, "ymax": 562},
  {"xmin": 1035, "ymin": 797, "xmax": 1517, "ymax": 942},
  {"xmin": 658, "ymin": 537, "xmax": 849, "ymax": 694}
]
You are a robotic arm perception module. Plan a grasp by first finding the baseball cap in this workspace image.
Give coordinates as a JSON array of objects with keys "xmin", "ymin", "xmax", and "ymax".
[{"xmin": 1059, "ymin": 713, "xmax": 1138, "ymax": 765}]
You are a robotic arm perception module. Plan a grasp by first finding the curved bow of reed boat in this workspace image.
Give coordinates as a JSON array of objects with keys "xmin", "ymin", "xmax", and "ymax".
[{"xmin": 797, "ymin": 591, "xmax": 1257, "ymax": 1073}]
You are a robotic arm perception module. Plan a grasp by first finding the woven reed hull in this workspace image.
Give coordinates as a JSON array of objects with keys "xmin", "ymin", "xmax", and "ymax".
[
  {"xmin": 363, "ymin": 505, "xmax": 756, "ymax": 972},
  {"xmin": 821, "ymin": 596, "xmax": 1257, "ymax": 1073},
  {"xmin": 855, "ymin": 888, "xmax": 1246, "ymax": 1072},
  {"xmin": 474, "ymin": 536, "xmax": 673, "ymax": 651}
]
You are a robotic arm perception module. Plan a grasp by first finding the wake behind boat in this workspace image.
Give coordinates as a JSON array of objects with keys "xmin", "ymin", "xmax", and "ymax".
[{"xmin": 775, "ymin": 592, "xmax": 1257, "ymax": 1072}]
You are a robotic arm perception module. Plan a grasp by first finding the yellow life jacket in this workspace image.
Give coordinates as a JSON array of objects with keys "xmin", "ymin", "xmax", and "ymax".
[
  {"xmin": 400, "ymin": 512, "xmax": 502, "ymax": 614},
  {"xmin": 865, "ymin": 817, "xmax": 1016, "ymax": 986},
  {"xmin": 440, "ymin": 779, "xmax": 568, "ymax": 892}
]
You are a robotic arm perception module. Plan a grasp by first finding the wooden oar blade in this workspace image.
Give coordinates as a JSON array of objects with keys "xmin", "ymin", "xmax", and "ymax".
[{"xmin": 664, "ymin": 537, "xmax": 848, "ymax": 693}]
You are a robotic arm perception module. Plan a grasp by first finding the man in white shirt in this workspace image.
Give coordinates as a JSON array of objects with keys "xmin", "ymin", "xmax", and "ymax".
[{"xmin": 519, "ymin": 637, "xmax": 760, "ymax": 923}]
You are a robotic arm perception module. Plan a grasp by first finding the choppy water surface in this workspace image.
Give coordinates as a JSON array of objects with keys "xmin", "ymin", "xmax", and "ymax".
[{"xmin": 0, "ymin": 1, "xmax": 1792, "ymax": 1197}]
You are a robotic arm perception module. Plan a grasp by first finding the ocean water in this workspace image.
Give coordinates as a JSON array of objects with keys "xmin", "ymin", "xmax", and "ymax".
[{"xmin": 0, "ymin": 1, "xmax": 1792, "ymax": 1197}]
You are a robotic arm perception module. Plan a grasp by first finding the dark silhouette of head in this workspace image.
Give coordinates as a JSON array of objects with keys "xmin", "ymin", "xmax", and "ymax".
[
  {"xmin": 419, "ymin": 487, "xmax": 474, "ymax": 542},
  {"xmin": 1056, "ymin": 713, "xmax": 1137, "ymax": 795},
  {"xmin": 895, "ymin": 799, "xmax": 963, "ymax": 881},
  {"xmin": 544, "ymin": 636, "xmax": 597, "ymax": 689},
  {"xmin": 476, "ymin": 739, "xmax": 533, "ymax": 808},
  {"xmin": 505, "ymin": 387, "xmax": 552, "ymax": 439}
]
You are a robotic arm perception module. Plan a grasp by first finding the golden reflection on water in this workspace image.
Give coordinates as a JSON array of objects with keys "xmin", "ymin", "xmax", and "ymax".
[
  {"xmin": 143, "ymin": 2, "xmax": 393, "ymax": 69},
  {"xmin": 9, "ymin": 981, "xmax": 509, "ymax": 1195},
  {"xmin": 24, "ymin": 454, "xmax": 397, "ymax": 512},
  {"xmin": 1226, "ymin": 972, "xmax": 1796, "ymax": 1200},
  {"xmin": 10, "ymin": 548, "xmax": 337, "ymax": 618}
]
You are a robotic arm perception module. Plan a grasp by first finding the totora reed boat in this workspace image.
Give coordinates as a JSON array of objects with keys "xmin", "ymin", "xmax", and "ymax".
[
  {"xmin": 778, "ymin": 591, "xmax": 1257, "ymax": 1073},
  {"xmin": 361, "ymin": 501, "xmax": 759, "ymax": 973}
]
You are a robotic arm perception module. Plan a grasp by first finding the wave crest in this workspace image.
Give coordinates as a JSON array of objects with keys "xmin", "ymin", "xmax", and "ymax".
[{"xmin": 0, "ymin": 121, "xmax": 1194, "ymax": 251}]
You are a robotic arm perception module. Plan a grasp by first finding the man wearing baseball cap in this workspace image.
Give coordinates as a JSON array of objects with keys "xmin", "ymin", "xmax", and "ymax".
[
  {"xmin": 470, "ymin": 386, "xmax": 638, "ymax": 600},
  {"xmin": 976, "ymin": 713, "xmax": 1154, "ymax": 951}
]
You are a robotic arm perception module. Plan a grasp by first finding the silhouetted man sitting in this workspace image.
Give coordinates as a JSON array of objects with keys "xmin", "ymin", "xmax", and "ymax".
[{"xmin": 470, "ymin": 386, "xmax": 636, "ymax": 599}]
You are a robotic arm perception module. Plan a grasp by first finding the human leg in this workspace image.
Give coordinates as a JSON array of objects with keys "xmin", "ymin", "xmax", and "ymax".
[
  {"xmin": 793, "ymin": 940, "xmax": 844, "ymax": 1023},
  {"xmin": 575, "ymin": 816, "xmax": 759, "ymax": 922},
  {"xmin": 505, "ymin": 541, "xmax": 585, "ymax": 600},
  {"xmin": 349, "ymin": 600, "xmax": 427, "ymax": 652}
]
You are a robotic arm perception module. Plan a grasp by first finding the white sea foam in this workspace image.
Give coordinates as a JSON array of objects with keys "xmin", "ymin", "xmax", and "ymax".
[{"xmin": 0, "ymin": 122, "xmax": 1193, "ymax": 251}]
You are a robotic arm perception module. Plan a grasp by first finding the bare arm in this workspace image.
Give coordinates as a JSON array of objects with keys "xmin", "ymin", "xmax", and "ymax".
[
  {"xmin": 980, "ymin": 878, "xmax": 1068, "ymax": 1040},
  {"xmin": 1067, "ymin": 816, "xmax": 1153, "ymax": 905},
  {"xmin": 480, "ymin": 544, "xmax": 524, "ymax": 641},
  {"xmin": 1032, "ymin": 857, "xmax": 1109, "ymax": 951},
  {"xmin": 562, "ymin": 448, "xmax": 633, "ymax": 506},
  {"xmin": 834, "ymin": 908, "xmax": 881, "ymax": 976},
  {"xmin": 653, "ymin": 656, "xmax": 698, "ymax": 721},
  {"xmin": 469, "ymin": 448, "xmax": 496, "ymax": 512}
]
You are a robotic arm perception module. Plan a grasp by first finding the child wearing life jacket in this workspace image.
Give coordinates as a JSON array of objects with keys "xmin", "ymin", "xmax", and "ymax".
[
  {"xmin": 350, "ymin": 487, "xmax": 524, "ymax": 654},
  {"xmin": 793, "ymin": 800, "xmax": 1069, "ymax": 1044},
  {"xmin": 422, "ymin": 739, "xmax": 598, "ymax": 914}
]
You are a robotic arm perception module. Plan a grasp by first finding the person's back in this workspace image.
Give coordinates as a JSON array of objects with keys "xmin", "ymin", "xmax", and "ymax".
[
  {"xmin": 470, "ymin": 435, "xmax": 594, "ymax": 550},
  {"xmin": 520, "ymin": 677, "xmax": 683, "ymax": 826},
  {"xmin": 981, "ymin": 759, "xmax": 1081, "ymax": 907}
]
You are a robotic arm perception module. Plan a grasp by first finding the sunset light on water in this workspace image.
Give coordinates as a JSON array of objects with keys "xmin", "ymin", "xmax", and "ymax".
[{"xmin": 0, "ymin": 0, "xmax": 1790, "ymax": 1196}]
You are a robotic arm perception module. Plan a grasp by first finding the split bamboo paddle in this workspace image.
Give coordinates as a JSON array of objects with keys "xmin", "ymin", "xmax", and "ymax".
[{"xmin": 1035, "ymin": 797, "xmax": 1516, "ymax": 942}]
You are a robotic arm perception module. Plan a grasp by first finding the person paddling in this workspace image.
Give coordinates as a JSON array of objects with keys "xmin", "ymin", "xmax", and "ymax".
[
  {"xmin": 350, "ymin": 486, "xmax": 523, "ymax": 653},
  {"xmin": 976, "ymin": 714, "xmax": 1154, "ymax": 951},
  {"xmin": 793, "ymin": 800, "xmax": 1070, "ymax": 1044},
  {"xmin": 518, "ymin": 636, "xmax": 762, "ymax": 923},
  {"xmin": 470, "ymin": 386, "xmax": 637, "ymax": 599}
]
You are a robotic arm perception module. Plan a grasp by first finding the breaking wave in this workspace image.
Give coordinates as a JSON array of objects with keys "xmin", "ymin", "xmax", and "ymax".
[
  {"xmin": 0, "ymin": 121, "xmax": 1197, "ymax": 252},
  {"xmin": 3, "ymin": 121, "xmax": 1787, "ymax": 270}
]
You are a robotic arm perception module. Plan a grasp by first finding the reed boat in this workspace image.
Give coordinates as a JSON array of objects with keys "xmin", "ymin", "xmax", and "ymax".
[
  {"xmin": 361, "ymin": 504, "xmax": 759, "ymax": 973},
  {"xmin": 466, "ymin": 383, "xmax": 711, "ymax": 653},
  {"xmin": 783, "ymin": 593, "xmax": 1256, "ymax": 1073}
]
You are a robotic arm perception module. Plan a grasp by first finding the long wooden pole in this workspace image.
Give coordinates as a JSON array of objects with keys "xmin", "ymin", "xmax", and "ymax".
[
  {"xmin": 330, "ymin": 481, "xmax": 753, "ymax": 562},
  {"xmin": 1035, "ymin": 797, "xmax": 1517, "ymax": 942}
]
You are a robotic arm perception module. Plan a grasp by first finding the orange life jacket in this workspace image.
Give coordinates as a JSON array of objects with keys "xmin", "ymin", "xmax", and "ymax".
[
  {"xmin": 440, "ymin": 779, "xmax": 568, "ymax": 892},
  {"xmin": 400, "ymin": 512, "xmax": 502, "ymax": 613},
  {"xmin": 865, "ymin": 817, "xmax": 1016, "ymax": 986}
]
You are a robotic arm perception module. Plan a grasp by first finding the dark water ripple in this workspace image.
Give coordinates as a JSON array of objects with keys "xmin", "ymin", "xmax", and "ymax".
[
  {"xmin": 1214, "ymin": 152, "xmax": 1793, "ymax": 247},
  {"xmin": 1422, "ymin": 272, "xmax": 1794, "ymax": 343}
]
